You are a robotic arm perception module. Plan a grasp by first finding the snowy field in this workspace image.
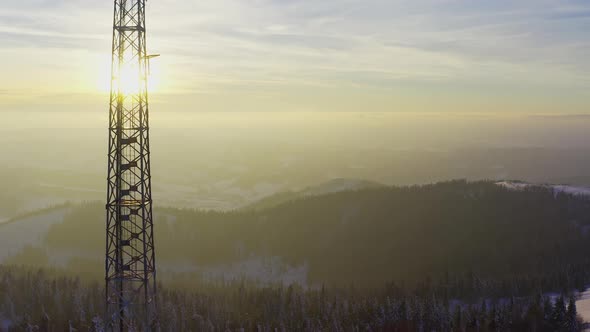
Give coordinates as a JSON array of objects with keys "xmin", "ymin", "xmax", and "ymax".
[{"xmin": 0, "ymin": 207, "xmax": 70, "ymax": 262}]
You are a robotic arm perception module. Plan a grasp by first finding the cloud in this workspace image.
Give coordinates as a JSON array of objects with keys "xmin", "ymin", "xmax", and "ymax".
[{"xmin": 0, "ymin": 0, "xmax": 589, "ymax": 112}]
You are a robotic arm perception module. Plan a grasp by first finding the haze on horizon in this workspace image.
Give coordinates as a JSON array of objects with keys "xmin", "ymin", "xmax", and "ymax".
[{"xmin": 0, "ymin": 0, "xmax": 590, "ymax": 217}]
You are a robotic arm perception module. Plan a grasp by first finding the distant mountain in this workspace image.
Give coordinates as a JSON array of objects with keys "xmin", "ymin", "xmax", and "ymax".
[
  {"xmin": 242, "ymin": 178, "xmax": 383, "ymax": 211},
  {"xmin": 4, "ymin": 180, "xmax": 590, "ymax": 289}
]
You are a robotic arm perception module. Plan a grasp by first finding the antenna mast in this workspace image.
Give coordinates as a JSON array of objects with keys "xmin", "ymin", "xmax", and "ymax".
[{"xmin": 105, "ymin": 0, "xmax": 157, "ymax": 330}]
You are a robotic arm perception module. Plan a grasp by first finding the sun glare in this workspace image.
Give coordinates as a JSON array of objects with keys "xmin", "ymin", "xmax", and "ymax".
[
  {"xmin": 97, "ymin": 56, "xmax": 160, "ymax": 94},
  {"xmin": 116, "ymin": 64, "xmax": 142, "ymax": 95}
]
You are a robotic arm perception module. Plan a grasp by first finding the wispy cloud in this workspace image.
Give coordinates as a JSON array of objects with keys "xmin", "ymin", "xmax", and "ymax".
[{"xmin": 0, "ymin": 0, "xmax": 589, "ymax": 112}]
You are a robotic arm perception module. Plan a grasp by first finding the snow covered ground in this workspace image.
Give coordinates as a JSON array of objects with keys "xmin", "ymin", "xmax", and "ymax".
[
  {"xmin": 576, "ymin": 289, "xmax": 590, "ymax": 329},
  {"xmin": 0, "ymin": 206, "xmax": 310, "ymax": 286},
  {"xmin": 0, "ymin": 207, "xmax": 71, "ymax": 263},
  {"xmin": 497, "ymin": 181, "xmax": 590, "ymax": 198}
]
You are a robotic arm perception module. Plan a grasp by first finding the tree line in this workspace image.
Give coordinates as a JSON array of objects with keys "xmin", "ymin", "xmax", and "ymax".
[{"xmin": 0, "ymin": 266, "xmax": 584, "ymax": 331}]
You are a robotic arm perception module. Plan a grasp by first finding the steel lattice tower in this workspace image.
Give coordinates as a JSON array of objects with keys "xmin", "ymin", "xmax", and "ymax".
[{"xmin": 105, "ymin": 0, "xmax": 157, "ymax": 330}]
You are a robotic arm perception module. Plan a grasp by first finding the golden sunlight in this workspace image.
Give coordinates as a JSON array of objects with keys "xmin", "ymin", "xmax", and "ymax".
[{"xmin": 97, "ymin": 55, "xmax": 160, "ymax": 94}]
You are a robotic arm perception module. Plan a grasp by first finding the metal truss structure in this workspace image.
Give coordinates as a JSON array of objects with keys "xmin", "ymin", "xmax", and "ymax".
[{"xmin": 105, "ymin": 0, "xmax": 157, "ymax": 330}]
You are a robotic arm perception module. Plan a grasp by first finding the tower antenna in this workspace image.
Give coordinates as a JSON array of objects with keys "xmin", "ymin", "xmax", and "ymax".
[{"xmin": 105, "ymin": 0, "xmax": 158, "ymax": 330}]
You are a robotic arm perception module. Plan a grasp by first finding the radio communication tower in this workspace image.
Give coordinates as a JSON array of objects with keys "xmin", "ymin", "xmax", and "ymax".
[{"xmin": 105, "ymin": 0, "xmax": 158, "ymax": 330}]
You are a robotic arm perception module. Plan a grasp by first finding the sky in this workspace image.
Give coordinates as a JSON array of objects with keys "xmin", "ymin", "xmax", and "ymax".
[{"xmin": 0, "ymin": 0, "xmax": 589, "ymax": 114}]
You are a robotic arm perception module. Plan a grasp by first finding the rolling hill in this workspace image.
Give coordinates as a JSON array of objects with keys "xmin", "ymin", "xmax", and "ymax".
[{"xmin": 3, "ymin": 180, "xmax": 590, "ymax": 289}]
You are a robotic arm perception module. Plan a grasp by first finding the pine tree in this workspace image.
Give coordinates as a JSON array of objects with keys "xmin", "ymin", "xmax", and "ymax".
[
  {"xmin": 488, "ymin": 302, "xmax": 498, "ymax": 331},
  {"xmin": 453, "ymin": 304, "xmax": 462, "ymax": 331},
  {"xmin": 552, "ymin": 296, "xmax": 567, "ymax": 331},
  {"xmin": 566, "ymin": 296, "xmax": 579, "ymax": 332},
  {"xmin": 543, "ymin": 296, "xmax": 553, "ymax": 325}
]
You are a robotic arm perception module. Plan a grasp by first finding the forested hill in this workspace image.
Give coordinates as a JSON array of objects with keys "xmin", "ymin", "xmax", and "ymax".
[{"xmin": 30, "ymin": 180, "xmax": 590, "ymax": 288}]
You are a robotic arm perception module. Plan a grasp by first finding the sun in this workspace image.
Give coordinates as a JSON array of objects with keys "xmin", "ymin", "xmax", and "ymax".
[
  {"xmin": 117, "ymin": 63, "xmax": 147, "ymax": 95},
  {"xmin": 97, "ymin": 55, "xmax": 160, "ymax": 94}
]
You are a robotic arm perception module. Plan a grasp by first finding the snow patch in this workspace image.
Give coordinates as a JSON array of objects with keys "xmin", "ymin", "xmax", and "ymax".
[
  {"xmin": 0, "ymin": 207, "xmax": 70, "ymax": 263},
  {"xmin": 552, "ymin": 185, "xmax": 590, "ymax": 197},
  {"xmin": 496, "ymin": 181, "xmax": 532, "ymax": 191},
  {"xmin": 576, "ymin": 288, "xmax": 590, "ymax": 327},
  {"xmin": 497, "ymin": 181, "xmax": 590, "ymax": 198}
]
